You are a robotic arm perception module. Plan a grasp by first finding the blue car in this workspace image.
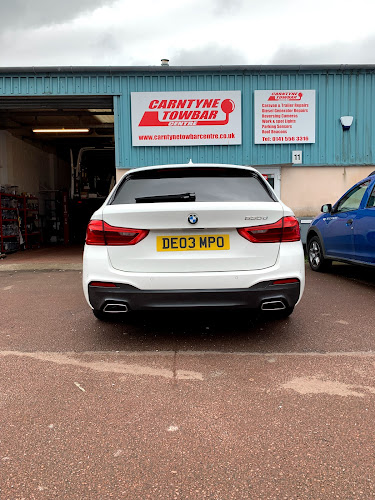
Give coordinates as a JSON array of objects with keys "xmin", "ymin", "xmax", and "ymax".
[{"xmin": 307, "ymin": 171, "xmax": 375, "ymax": 271}]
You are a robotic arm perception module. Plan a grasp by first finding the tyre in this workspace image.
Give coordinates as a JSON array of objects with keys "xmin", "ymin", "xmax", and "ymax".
[
  {"xmin": 260, "ymin": 305, "xmax": 294, "ymax": 320},
  {"xmin": 276, "ymin": 305, "xmax": 294, "ymax": 318},
  {"xmin": 308, "ymin": 236, "xmax": 332, "ymax": 272},
  {"xmin": 267, "ymin": 305, "xmax": 295, "ymax": 319},
  {"xmin": 92, "ymin": 309, "xmax": 112, "ymax": 321}
]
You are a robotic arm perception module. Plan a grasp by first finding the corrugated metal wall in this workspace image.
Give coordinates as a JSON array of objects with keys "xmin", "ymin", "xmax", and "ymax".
[{"xmin": 1, "ymin": 67, "xmax": 375, "ymax": 168}]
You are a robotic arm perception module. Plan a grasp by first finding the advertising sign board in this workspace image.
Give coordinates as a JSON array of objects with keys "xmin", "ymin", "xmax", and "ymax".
[
  {"xmin": 131, "ymin": 91, "xmax": 241, "ymax": 146},
  {"xmin": 254, "ymin": 90, "xmax": 315, "ymax": 144}
]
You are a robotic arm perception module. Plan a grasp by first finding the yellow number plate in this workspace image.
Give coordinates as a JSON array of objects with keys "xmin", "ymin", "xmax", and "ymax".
[{"xmin": 157, "ymin": 234, "xmax": 230, "ymax": 252}]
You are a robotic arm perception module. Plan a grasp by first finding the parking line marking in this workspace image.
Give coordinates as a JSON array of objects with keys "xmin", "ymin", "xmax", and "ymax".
[{"xmin": 0, "ymin": 351, "xmax": 203, "ymax": 380}]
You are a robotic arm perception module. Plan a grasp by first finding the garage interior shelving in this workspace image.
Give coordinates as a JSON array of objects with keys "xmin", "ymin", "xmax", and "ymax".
[
  {"xmin": 19, "ymin": 195, "xmax": 41, "ymax": 249},
  {"xmin": 0, "ymin": 192, "xmax": 20, "ymax": 253},
  {"xmin": 0, "ymin": 191, "xmax": 41, "ymax": 253}
]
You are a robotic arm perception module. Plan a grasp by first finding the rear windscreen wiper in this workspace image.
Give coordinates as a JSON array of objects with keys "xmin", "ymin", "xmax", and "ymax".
[{"xmin": 135, "ymin": 192, "xmax": 196, "ymax": 203}]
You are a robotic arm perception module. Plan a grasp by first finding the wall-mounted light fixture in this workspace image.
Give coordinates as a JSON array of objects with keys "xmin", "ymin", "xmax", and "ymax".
[
  {"xmin": 32, "ymin": 128, "xmax": 90, "ymax": 133},
  {"xmin": 340, "ymin": 116, "xmax": 353, "ymax": 131}
]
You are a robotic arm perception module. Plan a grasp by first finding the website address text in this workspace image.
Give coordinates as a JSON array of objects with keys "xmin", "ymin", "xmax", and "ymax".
[{"xmin": 139, "ymin": 133, "xmax": 236, "ymax": 141}]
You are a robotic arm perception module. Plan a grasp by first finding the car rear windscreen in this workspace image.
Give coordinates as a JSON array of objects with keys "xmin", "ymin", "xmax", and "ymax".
[{"xmin": 110, "ymin": 167, "xmax": 275, "ymax": 204}]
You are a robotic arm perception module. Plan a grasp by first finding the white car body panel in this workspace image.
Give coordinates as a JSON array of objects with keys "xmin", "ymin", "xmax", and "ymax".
[
  {"xmin": 102, "ymin": 202, "xmax": 285, "ymax": 273},
  {"xmin": 83, "ymin": 240, "xmax": 305, "ymax": 299}
]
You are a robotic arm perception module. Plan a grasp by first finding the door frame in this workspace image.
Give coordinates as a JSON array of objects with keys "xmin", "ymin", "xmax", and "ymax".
[{"xmin": 254, "ymin": 166, "xmax": 281, "ymax": 199}]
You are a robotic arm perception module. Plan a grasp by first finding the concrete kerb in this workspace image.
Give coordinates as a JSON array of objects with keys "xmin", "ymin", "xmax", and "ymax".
[
  {"xmin": 0, "ymin": 262, "xmax": 83, "ymax": 272},
  {"xmin": 0, "ymin": 246, "xmax": 84, "ymax": 272}
]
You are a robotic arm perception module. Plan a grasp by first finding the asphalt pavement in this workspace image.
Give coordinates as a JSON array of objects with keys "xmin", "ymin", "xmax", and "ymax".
[{"xmin": 1, "ymin": 247, "xmax": 375, "ymax": 499}]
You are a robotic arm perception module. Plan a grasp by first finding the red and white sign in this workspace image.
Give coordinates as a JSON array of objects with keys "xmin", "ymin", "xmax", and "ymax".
[
  {"xmin": 254, "ymin": 90, "xmax": 315, "ymax": 144},
  {"xmin": 131, "ymin": 91, "xmax": 241, "ymax": 146}
]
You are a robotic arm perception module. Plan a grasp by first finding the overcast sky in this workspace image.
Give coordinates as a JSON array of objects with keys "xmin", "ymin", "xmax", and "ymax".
[{"xmin": 1, "ymin": 0, "xmax": 375, "ymax": 67}]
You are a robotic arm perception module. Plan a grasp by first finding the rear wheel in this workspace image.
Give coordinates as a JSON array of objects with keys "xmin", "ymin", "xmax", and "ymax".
[
  {"xmin": 276, "ymin": 305, "xmax": 294, "ymax": 318},
  {"xmin": 308, "ymin": 236, "xmax": 331, "ymax": 272},
  {"xmin": 260, "ymin": 305, "xmax": 295, "ymax": 320},
  {"xmin": 92, "ymin": 309, "xmax": 111, "ymax": 321}
]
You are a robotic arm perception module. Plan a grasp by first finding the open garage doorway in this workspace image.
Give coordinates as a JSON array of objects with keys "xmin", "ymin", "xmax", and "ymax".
[{"xmin": 0, "ymin": 96, "xmax": 116, "ymax": 251}]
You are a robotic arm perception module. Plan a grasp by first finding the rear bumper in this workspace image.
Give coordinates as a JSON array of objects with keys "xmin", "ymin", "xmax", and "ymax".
[{"xmin": 88, "ymin": 280, "xmax": 301, "ymax": 311}]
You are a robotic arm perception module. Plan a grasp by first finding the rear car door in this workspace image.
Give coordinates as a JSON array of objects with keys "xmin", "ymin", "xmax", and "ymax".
[{"xmin": 323, "ymin": 180, "xmax": 371, "ymax": 260}]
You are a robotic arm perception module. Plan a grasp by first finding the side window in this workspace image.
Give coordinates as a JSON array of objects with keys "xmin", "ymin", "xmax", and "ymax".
[
  {"xmin": 336, "ymin": 181, "xmax": 370, "ymax": 212},
  {"xmin": 366, "ymin": 184, "xmax": 375, "ymax": 208}
]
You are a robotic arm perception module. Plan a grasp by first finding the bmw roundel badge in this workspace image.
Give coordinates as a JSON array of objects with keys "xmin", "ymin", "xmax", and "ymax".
[{"xmin": 188, "ymin": 214, "xmax": 198, "ymax": 225}]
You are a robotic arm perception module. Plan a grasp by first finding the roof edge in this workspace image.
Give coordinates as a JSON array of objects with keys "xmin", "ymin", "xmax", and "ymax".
[{"xmin": 0, "ymin": 64, "xmax": 375, "ymax": 74}]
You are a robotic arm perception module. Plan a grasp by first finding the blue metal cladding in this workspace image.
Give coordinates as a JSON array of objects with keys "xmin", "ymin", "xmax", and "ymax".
[{"xmin": 0, "ymin": 67, "xmax": 375, "ymax": 168}]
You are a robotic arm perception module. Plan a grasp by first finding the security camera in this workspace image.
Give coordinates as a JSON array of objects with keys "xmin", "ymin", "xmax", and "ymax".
[{"xmin": 340, "ymin": 116, "xmax": 353, "ymax": 130}]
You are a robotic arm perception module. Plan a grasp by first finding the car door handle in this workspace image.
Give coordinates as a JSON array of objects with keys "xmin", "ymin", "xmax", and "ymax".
[{"xmin": 346, "ymin": 219, "xmax": 354, "ymax": 226}]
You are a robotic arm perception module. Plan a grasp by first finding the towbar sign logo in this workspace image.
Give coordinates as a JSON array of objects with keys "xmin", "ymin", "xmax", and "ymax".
[
  {"xmin": 131, "ymin": 91, "xmax": 241, "ymax": 146},
  {"xmin": 268, "ymin": 92, "xmax": 303, "ymax": 101}
]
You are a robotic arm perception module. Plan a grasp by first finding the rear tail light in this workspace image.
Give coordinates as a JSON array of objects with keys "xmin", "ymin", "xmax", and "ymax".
[
  {"xmin": 273, "ymin": 278, "xmax": 300, "ymax": 285},
  {"xmin": 86, "ymin": 220, "xmax": 149, "ymax": 246},
  {"xmin": 104, "ymin": 223, "xmax": 149, "ymax": 246},
  {"xmin": 90, "ymin": 281, "xmax": 118, "ymax": 287},
  {"xmin": 280, "ymin": 217, "xmax": 301, "ymax": 242},
  {"xmin": 237, "ymin": 216, "xmax": 300, "ymax": 243},
  {"xmin": 85, "ymin": 220, "xmax": 106, "ymax": 245}
]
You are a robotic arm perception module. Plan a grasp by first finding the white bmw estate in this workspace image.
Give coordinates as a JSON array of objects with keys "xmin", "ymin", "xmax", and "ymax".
[{"xmin": 83, "ymin": 163, "xmax": 305, "ymax": 320}]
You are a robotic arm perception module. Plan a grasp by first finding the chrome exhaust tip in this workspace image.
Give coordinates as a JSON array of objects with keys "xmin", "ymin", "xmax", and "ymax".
[
  {"xmin": 261, "ymin": 300, "xmax": 286, "ymax": 311},
  {"xmin": 103, "ymin": 303, "xmax": 129, "ymax": 313}
]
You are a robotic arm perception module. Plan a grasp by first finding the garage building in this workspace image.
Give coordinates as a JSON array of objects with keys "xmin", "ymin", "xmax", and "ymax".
[{"xmin": 0, "ymin": 64, "xmax": 374, "ymax": 251}]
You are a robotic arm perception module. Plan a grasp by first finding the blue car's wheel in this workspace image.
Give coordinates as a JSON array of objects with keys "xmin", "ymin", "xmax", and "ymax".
[{"xmin": 308, "ymin": 236, "xmax": 332, "ymax": 272}]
